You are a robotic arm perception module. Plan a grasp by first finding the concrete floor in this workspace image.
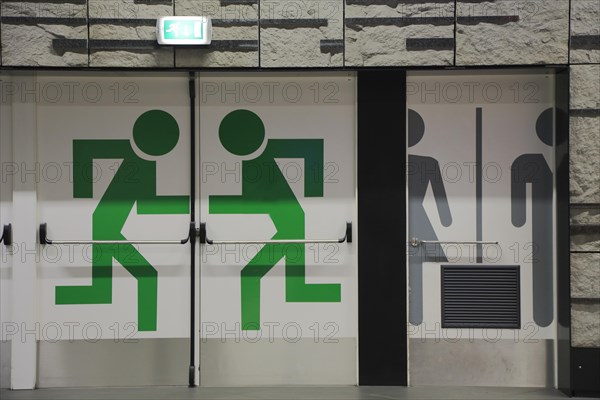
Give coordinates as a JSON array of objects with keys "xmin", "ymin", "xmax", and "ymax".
[{"xmin": 0, "ymin": 386, "xmax": 593, "ymax": 400}]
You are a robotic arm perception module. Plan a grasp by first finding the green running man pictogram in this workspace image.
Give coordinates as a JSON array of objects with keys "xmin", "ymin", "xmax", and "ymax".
[
  {"xmin": 209, "ymin": 110, "xmax": 341, "ymax": 331},
  {"xmin": 55, "ymin": 110, "xmax": 190, "ymax": 331}
]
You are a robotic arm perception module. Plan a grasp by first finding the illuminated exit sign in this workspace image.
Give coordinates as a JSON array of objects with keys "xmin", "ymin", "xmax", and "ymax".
[{"xmin": 156, "ymin": 16, "xmax": 212, "ymax": 45}]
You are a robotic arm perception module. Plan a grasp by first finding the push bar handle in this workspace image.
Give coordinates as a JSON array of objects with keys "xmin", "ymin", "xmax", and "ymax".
[
  {"xmin": 199, "ymin": 222, "xmax": 353, "ymax": 245},
  {"xmin": 39, "ymin": 222, "xmax": 195, "ymax": 245},
  {"xmin": 410, "ymin": 237, "xmax": 498, "ymax": 247},
  {"xmin": 0, "ymin": 224, "xmax": 12, "ymax": 246}
]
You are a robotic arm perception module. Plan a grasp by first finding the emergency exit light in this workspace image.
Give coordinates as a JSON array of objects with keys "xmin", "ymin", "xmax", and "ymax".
[{"xmin": 156, "ymin": 16, "xmax": 212, "ymax": 45}]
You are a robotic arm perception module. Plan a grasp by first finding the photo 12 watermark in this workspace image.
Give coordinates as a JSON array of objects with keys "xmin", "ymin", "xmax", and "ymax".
[
  {"xmin": 0, "ymin": 81, "xmax": 140, "ymax": 104},
  {"xmin": 201, "ymin": 321, "xmax": 340, "ymax": 344},
  {"xmin": 200, "ymin": 81, "xmax": 341, "ymax": 104},
  {"xmin": 1, "ymin": 321, "xmax": 139, "ymax": 344}
]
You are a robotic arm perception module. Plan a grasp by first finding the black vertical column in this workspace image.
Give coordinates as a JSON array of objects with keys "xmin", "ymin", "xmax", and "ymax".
[
  {"xmin": 358, "ymin": 70, "xmax": 407, "ymax": 386},
  {"xmin": 555, "ymin": 68, "xmax": 571, "ymax": 397}
]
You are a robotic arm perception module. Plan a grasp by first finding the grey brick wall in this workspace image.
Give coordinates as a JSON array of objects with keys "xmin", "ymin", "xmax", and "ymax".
[
  {"xmin": 456, "ymin": 0, "xmax": 569, "ymax": 65},
  {"xmin": 569, "ymin": 0, "xmax": 600, "ymax": 349},
  {"xmin": 0, "ymin": 0, "xmax": 599, "ymax": 347},
  {"xmin": 0, "ymin": 0, "xmax": 586, "ymax": 68},
  {"xmin": 88, "ymin": 0, "xmax": 174, "ymax": 67}
]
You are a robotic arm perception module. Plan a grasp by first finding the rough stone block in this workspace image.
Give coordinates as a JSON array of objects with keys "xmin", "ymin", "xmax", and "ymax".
[
  {"xmin": 570, "ymin": 0, "xmax": 600, "ymax": 64},
  {"xmin": 175, "ymin": 0, "xmax": 258, "ymax": 67},
  {"xmin": 571, "ymin": 208, "xmax": 600, "ymax": 226},
  {"xmin": 1, "ymin": 1, "xmax": 88, "ymax": 67},
  {"xmin": 89, "ymin": 0, "xmax": 174, "ymax": 68},
  {"xmin": 570, "ymin": 64, "xmax": 600, "ymax": 110},
  {"xmin": 90, "ymin": 49, "xmax": 174, "ymax": 68},
  {"xmin": 570, "ymin": 116, "xmax": 600, "ymax": 204},
  {"xmin": 345, "ymin": 1, "xmax": 454, "ymax": 67},
  {"xmin": 456, "ymin": 0, "xmax": 569, "ymax": 65},
  {"xmin": 260, "ymin": 0, "xmax": 343, "ymax": 67},
  {"xmin": 571, "ymin": 302, "xmax": 600, "ymax": 347},
  {"xmin": 571, "ymin": 253, "xmax": 600, "ymax": 299},
  {"xmin": 571, "ymin": 230, "xmax": 600, "ymax": 253},
  {"xmin": 90, "ymin": 0, "xmax": 172, "ymax": 19}
]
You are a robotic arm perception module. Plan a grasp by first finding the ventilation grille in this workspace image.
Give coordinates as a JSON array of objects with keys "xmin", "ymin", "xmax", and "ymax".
[{"xmin": 441, "ymin": 265, "xmax": 520, "ymax": 329}]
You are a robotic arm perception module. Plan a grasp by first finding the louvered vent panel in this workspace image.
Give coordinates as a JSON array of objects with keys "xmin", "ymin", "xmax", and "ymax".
[{"xmin": 441, "ymin": 265, "xmax": 520, "ymax": 329}]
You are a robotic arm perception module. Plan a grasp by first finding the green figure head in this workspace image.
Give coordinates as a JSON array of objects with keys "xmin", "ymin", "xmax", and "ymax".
[
  {"xmin": 133, "ymin": 110, "xmax": 180, "ymax": 156},
  {"xmin": 219, "ymin": 110, "xmax": 265, "ymax": 156}
]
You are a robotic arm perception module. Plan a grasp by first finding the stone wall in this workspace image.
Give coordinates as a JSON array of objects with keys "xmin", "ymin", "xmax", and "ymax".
[
  {"xmin": 89, "ymin": 0, "xmax": 174, "ymax": 67},
  {"xmin": 1, "ymin": 0, "xmax": 599, "ymax": 347},
  {"xmin": 569, "ymin": 0, "xmax": 600, "ymax": 349},
  {"xmin": 570, "ymin": 61, "xmax": 600, "ymax": 348},
  {"xmin": 0, "ymin": 0, "xmax": 585, "ymax": 68}
]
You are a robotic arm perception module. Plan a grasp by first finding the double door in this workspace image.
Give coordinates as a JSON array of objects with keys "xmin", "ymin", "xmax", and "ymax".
[{"xmin": 0, "ymin": 71, "xmax": 357, "ymax": 387}]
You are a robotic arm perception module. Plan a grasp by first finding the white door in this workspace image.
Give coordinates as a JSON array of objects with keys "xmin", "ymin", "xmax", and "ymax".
[
  {"xmin": 407, "ymin": 70, "xmax": 557, "ymax": 387},
  {"xmin": 35, "ymin": 73, "xmax": 192, "ymax": 387},
  {"xmin": 198, "ymin": 72, "xmax": 357, "ymax": 385}
]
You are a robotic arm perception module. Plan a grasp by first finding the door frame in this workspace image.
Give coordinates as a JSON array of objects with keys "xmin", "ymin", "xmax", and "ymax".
[{"xmin": 356, "ymin": 67, "xmax": 570, "ymax": 391}]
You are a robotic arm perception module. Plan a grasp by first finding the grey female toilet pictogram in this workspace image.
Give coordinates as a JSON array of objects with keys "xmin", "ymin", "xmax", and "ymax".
[{"xmin": 408, "ymin": 109, "xmax": 453, "ymax": 325}]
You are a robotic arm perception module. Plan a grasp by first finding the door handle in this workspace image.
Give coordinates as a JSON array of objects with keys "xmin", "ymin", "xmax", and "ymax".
[
  {"xmin": 410, "ymin": 237, "xmax": 498, "ymax": 247},
  {"xmin": 199, "ymin": 222, "xmax": 352, "ymax": 245},
  {"xmin": 39, "ymin": 222, "xmax": 195, "ymax": 245},
  {"xmin": 0, "ymin": 224, "xmax": 12, "ymax": 246}
]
